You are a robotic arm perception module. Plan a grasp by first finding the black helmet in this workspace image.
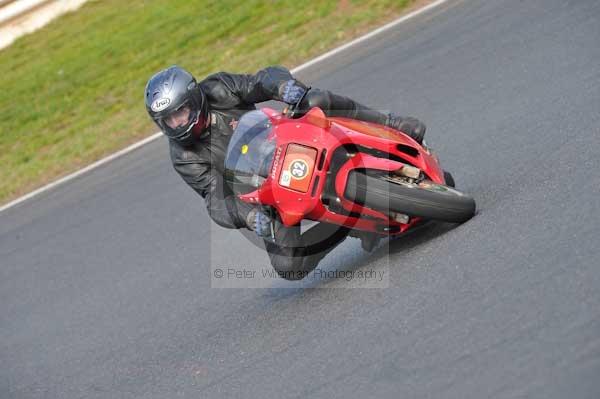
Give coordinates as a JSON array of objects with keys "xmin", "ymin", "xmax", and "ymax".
[{"xmin": 144, "ymin": 65, "xmax": 209, "ymax": 142}]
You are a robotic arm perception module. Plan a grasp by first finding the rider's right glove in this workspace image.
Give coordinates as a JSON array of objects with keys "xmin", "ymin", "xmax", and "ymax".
[{"xmin": 246, "ymin": 208, "xmax": 273, "ymax": 238}]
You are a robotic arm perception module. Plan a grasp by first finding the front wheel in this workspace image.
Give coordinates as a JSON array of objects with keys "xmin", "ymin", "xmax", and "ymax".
[{"xmin": 344, "ymin": 170, "xmax": 476, "ymax": 223}]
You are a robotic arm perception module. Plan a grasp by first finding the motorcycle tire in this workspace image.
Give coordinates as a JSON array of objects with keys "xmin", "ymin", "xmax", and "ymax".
[{"xmin": 344, "ymin": 170, "xmax": 476, "ymax": 223}]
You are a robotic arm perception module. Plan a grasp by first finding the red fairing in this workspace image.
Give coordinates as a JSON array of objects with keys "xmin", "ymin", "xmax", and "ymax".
[{"xmin": 238, "ymin": 107, "xmax": 446, "ymax": 235}]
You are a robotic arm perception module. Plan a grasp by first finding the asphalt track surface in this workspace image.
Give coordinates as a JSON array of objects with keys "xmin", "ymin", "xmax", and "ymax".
[{"xmin": 2, "ymin": 1, "xmax": 600, "ymax": 398}]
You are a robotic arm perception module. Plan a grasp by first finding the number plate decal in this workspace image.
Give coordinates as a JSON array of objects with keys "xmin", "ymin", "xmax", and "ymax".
[{"xmin": 279, "ymin": 144, "xmax": 317, "ymax": 192}]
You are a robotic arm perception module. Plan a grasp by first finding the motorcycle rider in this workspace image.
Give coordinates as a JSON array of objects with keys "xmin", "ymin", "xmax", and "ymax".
[{"xmin": 144, "ymin": 65, "xmax": 426, "ymax": 280}]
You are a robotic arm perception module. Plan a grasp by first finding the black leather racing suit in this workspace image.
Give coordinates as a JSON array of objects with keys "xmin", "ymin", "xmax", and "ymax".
[{"xmin": 169, "ymin": 66, "xmax": 420, "ymax": 279}]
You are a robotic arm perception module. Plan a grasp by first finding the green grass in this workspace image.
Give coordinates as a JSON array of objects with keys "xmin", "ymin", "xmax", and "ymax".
[{"xmin": 0, "ymin": 0, "xmax": 416, "ymax": 204}]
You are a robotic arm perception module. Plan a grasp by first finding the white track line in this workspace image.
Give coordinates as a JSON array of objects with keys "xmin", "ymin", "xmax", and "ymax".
[
  {"xmin": 0, "ymin": 0, "xmax": 449, "ymax": 214},
  {"xmin": 0, "ymin": 0, "xmax": 90, "ymax": 50},
  {"xmin": 0, "ymin": 0, "xmax": 50, "ymax": 25}
]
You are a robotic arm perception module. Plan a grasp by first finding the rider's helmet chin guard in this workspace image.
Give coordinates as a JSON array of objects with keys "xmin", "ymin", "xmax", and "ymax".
[{"xmin": 144, "ymin": 65, "xmax": 209, "ymax": 142}]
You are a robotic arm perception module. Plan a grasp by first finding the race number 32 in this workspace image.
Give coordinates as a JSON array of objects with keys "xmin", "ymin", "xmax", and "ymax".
[
  {"xmin": 290, "ymin": 160, "xmax": 308, "ymax": 179},
  {"xmin": 278, "ymin": 144, "xmax": 317, "ymax": 193}
]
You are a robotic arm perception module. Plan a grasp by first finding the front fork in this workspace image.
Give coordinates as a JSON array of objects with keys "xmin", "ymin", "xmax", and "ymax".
[{"xmin": 260, "ymin": 206, "xmax": 277, "ymax": 243}]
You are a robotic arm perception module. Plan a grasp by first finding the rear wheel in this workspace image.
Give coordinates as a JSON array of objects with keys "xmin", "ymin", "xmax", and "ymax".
[{"xmin": 344, "ymin": 170, "xmax": 476, "ymax": 223}]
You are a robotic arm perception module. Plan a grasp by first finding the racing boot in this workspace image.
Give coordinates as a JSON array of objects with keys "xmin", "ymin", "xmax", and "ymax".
[
  {"xmin": 358, "ymin": 232, "xmax": 381, "ymax": 252},
  {"xmin": 385, "ymin": 114, "xmax": 426, "ymax": 144}
]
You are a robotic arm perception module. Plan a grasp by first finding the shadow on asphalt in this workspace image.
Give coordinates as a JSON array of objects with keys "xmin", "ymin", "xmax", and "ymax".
[{"xmin": 260, "ymin": 220, "xmax": 461, "ymax": 295}]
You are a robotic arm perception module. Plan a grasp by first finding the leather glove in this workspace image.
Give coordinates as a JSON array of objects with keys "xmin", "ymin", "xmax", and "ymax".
[
  {"xmin": 280, "ymin": 79, "xmax": 308, "ymax": 105},
  {"xmin": 246, "ymin": 208, "xmax": 272, "ymax": 238},
  {"xmin": 385, "ymin": 114, "xmax": 426, "ymax": 144}
]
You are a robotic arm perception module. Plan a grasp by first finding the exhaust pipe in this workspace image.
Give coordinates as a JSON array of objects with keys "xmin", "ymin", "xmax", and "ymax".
[{"xmin": 394, "ymin": 164, "xmax": 421, "ymax": 179}]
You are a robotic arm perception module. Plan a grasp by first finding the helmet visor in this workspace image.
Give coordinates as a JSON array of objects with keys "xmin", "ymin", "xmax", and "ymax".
[
  {"xmin": 164, "ymin": 103, "xmax": 192, "ymax": 130},
  {"xmin": 156, "ymin": 100, "xmax": 200, "ymax": 140}
]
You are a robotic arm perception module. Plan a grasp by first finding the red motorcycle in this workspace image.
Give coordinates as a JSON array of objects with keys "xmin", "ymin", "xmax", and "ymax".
[{"xmin": 224, "ymin": 106, "xmax": 475, "ymax": 246}]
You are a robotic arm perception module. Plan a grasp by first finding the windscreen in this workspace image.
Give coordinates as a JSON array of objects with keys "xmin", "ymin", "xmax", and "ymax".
[{"xmin": 224, "ymin": 110, "xmax": 275, "ymax": 194}]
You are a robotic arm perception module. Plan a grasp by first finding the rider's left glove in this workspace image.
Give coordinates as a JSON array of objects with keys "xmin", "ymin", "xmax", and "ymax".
[{"xmin": 280, "ymin": 79, "xmax": 307, "ymax": 105}]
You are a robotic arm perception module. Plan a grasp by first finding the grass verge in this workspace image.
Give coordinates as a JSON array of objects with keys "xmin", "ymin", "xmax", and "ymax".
[{"xmin": 0, "ymin": 0, "xmax": 421, "ymax": 205}]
